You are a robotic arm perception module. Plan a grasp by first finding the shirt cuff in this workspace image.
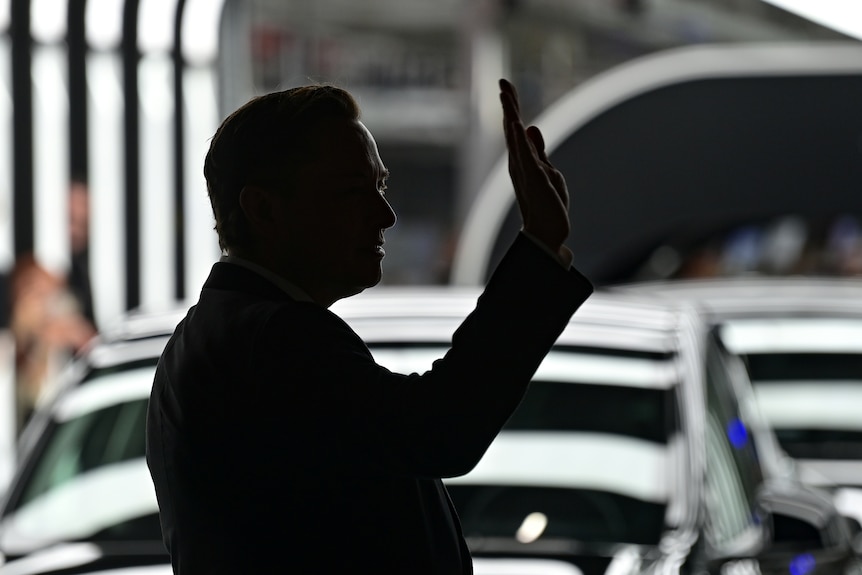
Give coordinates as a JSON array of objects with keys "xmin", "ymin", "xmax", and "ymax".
[{"xmin": 520, "ymin": 230, "xmax": 574, "ymax": 269}]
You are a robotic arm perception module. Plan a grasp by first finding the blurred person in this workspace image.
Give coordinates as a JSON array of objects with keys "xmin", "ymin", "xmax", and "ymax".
[
  {"xmin": 0, "ymin": 268, "xmax": 8, "ymax": 330},
  {"xmin": 146, "ymin": 79, "xmax": 593, "ymax": 574},
  {"xmin": 826, "ymin": 214, "xmax": 862, "ymax": 276},
  {"xmin": 10, "ymin": 254, "xmax": 95, "ymax": 430}
]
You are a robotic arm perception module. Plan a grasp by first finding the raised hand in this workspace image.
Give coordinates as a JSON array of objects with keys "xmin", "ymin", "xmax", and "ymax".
[{"xmin": 500, "ymin": 78, "xmax": 573, "ymax": 266}]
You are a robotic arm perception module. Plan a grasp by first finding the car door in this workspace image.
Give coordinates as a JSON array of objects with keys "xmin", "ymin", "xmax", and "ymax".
[
  {"xmin": 701, "ymin": 334, "xmax": 769, "ymax": 575},
  {"xmin": 702, "ymin": 334, "xmax": 861, "ymax": 575}
]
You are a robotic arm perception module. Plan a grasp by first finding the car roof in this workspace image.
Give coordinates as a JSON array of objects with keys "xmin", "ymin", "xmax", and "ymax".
[
  {"xmin": 612, "ymin": 278, "xmax": 862, "ymax": 355},
  {"xmin": 612, "ymin": 277, "xmax": 862, "ymax": 318},
  {"xmin": 79, "ymin": 286, "xmax": 695, "ymax": 373},
  {"xmin": 332, "ymin": 286, "xmax": 694, "ymax": 356}
]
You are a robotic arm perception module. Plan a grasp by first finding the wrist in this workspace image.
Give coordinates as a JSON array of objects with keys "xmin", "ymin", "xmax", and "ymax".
[
  {"xmin": 521, "ymin": 230, "xmax": 572, "ymax": 269},
  {"xmin": 556, "ymin": 246, "xmax": 574, "ymax": 269}
]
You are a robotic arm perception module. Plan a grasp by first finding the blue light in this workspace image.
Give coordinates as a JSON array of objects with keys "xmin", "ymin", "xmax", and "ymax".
[
  {"xmin": 726, "ymin": 418, "xmax": 749, "ymax": 449},
  {"xmin": 789, "ymin": 553, "xmax": 816, "ymax": 575}
]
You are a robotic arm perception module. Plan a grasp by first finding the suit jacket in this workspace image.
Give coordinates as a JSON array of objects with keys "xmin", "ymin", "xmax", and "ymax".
[{"xmin": 146, "ymin": 234, "xmax": 592, "ymax": 574}]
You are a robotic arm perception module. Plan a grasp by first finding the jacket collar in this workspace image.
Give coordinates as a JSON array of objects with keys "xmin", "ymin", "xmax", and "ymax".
[{"xmin": 203, "ymin": 261, "xmax": 306, "ymax": 303}]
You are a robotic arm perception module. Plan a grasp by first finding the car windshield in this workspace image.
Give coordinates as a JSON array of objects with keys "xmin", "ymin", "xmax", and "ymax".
[
  {"xmin": 744, "ymin": 353, "xmax": 862, "ymax": 460},
  {"xmin": 372, "ymin": 346, "xmax": 681, "ymax": 546},
  {"xmin": 721, "ymin": 319, "xmax": 862, "ymax": 460},
  {"xmin": 0, "ymin": 363, "xmax": 161, "ymax": 555}
]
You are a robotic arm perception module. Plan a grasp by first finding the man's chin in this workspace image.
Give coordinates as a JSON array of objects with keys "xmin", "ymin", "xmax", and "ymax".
[
  {"xmin": 358, "ymin": 271, "xmax": 384, "ymax": 292},
  {"xmin": 340, "ymin": 270, "xmax": 384, "ymax": 300}
]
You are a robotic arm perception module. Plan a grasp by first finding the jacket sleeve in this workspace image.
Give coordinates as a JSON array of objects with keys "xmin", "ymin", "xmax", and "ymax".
[{"xmin": 248, "ymin": 233, "xmax": 593, "ymax": 479}]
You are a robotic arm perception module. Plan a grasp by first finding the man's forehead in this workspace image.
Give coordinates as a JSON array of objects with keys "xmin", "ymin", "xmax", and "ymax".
[
  {"xmin": 305, "ymin": 165, "xmax": 389, "ymax": 183},
  {"xmin": 302, "ymin": 120, "xmax": 387, "ymax": 177}
]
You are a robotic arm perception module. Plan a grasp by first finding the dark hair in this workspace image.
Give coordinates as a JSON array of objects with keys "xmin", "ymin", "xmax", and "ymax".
[{"xmin": 204, "ymin": 85, "xmax": 361, "ymax": 253}]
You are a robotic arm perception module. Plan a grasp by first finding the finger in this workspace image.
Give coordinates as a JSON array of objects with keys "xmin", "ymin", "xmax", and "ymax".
[
  {"xmin": 517, "ymin": 122, "xmax": 544, "ymax": 170},
  {"xmin": 512, "ymin": 119, "xmax": 552, "ymax": 190},
  {"xmin": 500, "ymin": 81, "xmax": 537, "ymax": 217},
  {"xmin": 506, "ymin": 118, "xmax": 532, "ymax": 216},
  {"xmin": 508, "ymin": 122, "xmax": 528, "ymax": 197},
  {"xmin": 499, "ymin": 90, "xmax": 521, "ymax": 129},
  {"xmin": 500, "ymin": 91, "xmax": 525, "ymax": 179},
  {"xmin": 500, "ymin": 92, "xmax": 512, "ymax": 135},
  {"xmin": 526, "ymin": 126, "xmax": 551, "ymax": 165},
  {"xmin": 525, "ymin": 125, "xmax": 569, "ymax": 208},
  {"xmin": 499, "ymin": 78, "xmax": 521, "ymax": 116}
]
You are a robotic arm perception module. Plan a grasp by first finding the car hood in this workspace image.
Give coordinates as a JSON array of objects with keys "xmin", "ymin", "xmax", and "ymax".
[{"xmin": 0, "ymin": 542, "xmax": 169, "ymax": 575}]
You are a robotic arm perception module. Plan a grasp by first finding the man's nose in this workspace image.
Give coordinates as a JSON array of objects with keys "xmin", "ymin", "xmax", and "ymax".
[{"xmin": 378, "ymin": 194, "xmax": 397, "ymax": 230}]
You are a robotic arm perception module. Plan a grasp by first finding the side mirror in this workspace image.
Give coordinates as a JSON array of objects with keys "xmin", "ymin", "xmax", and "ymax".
[
  {"xmin": 756, "ymin": 484, "xmax": 832, "ymax": 546},
  {"xmin": 844, "ymin": 515, "xmax": 861, "ymax": 537},
  {"xmin": 844, "ymin": 516, "xmax": 862, "ymax": 555},
  {"xmin": 753, "ymin": 484, "xmax": 860, "ymax": 575}
]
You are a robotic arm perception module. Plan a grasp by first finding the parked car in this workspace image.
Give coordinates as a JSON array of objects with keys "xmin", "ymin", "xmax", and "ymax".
[
  {"xmin": 0, "ymin": 308, "xmax": 180, "ymax": 575},
  {"xmin": 336, "ymin": 288, "xmax": 860, "ymax": 575},
  {"xmin": 0, "ymin": 287, "xmax": 857, "ymax": 575},
  {"xmin": 616, "ymin": 278, "xmax": 862, "ymax": 531}
]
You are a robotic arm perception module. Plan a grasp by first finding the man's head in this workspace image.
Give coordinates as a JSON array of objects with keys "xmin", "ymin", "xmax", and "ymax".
[{"xmin": 204, "ymin": 85, "xmax": 397, "ymax": 306}]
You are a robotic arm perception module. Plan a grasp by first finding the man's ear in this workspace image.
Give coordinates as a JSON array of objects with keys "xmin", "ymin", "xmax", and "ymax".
[{"xmin": 239, "ymin": 185, "xmax": 280, "ymax": 237}]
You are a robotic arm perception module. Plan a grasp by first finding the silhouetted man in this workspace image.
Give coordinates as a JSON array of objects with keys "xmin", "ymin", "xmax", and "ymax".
[{"xmin": 146, "ymin": 79, "xmax": 593, "ymax": 574}]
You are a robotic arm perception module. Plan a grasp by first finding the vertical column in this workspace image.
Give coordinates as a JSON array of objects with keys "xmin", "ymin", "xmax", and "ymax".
[
  {"xmin": 67, "ymin": 0, "xmax": 95, "ymax": 326},
  {"xmin": 137, "ymin": 0, "xmax": 177, "ymax": 312},
  {"xmin": 456, "ymin": 0, "xmax": 505, "ymax": 235},
  {"xmin": 11, "ymin": 0, "xmax": 33, "ymax": 259},
  {"xmin": 67, "ymin": 0, "xmax": 87, "ymax": 181},
  {"xmin": 0, "ymin": 0, "xmax": 14, "ymax": 494},
  {"xmin": 86, "ymin": 0, "xmax": 126, "ymax": 328},
  {"xmin": 0, "ymin": 35, "xmax": 13, "ymax": 273},
  {"xmin": 31, "ymin": 0, "xmax": 71, "ymax": 276},
  {"xmin": 172, "ymin": 0, "xmax": 185, "ymax": 301},
  {"xmin": 182, "ymin": 0, "xmax": 224, "ymax": 295},
  {"xmin": 122, "ymin": 0, "xmax": 140, "ymax": 311}
]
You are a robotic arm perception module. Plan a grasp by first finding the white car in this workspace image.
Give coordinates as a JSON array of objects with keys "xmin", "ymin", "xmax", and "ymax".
[
  {"xmin": 0, "ymin": 288, "xmax": 856, "ymax": 575},
  {"xmin": 0, "ymin": 288, "xmax": 855, "ymax": 575},
  {"xmin": 618, "ymin": 278, "xmax": 862, "ymax": 531}
]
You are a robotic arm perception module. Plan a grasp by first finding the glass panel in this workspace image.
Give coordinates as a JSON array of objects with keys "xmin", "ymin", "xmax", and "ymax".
[
  {"xmin": 704, "ymin": 412, "xmax": 757, "ymax": 547},
  {"xmin": 745, "ymin": 353, "xmax": 862, "ymax": 460},
  {"xmin": 746, "ymin": 353, "xmax": 862, "ymax": 381},
  {"xmin": 19, "ymin": 399, "xmax": 147, "ymax": 507},
  {"xmin": 448, "ymin": 484, "xmax": 665, "ymax": 546},
  {"xmin": 504, "ymin": 381, "xmax": 676, "ymax": 443},
  {"xmin": 703, "ymin": 338, "xmax": 764, "ymax": 549}
]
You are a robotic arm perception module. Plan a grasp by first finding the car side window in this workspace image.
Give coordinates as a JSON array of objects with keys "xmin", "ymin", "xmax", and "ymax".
[
  {"xmin": 703, "ymin": 335, "xmax": 765, "ymax": 551},
  {"xmin": 16, "ymin": 397, "xmax": 148, "ymax": 509},
  {"xmin": 5, "ymin": 365, "xmax": 155, "ymax": 513}
]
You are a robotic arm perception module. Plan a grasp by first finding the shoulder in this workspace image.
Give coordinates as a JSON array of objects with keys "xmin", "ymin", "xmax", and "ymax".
[{"xmin": 259, "ymin": 301, "xmax": 362, "ymax": 347}]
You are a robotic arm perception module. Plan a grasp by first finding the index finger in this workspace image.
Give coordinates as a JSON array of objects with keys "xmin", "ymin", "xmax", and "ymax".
[{"xmin": 499, "ymin": 79, "xmax": 521, "ymax": 118}]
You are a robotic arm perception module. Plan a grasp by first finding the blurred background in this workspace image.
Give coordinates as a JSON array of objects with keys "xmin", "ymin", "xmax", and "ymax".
[{"xmin": 0, "ymin": 0, "xmax": 859, "ymax": 466}]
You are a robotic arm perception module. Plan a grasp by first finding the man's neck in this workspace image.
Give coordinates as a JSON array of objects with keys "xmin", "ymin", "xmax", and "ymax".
[{"xmin": 220, "ymin": 253, "xmax": 317, "ymax": 304}]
